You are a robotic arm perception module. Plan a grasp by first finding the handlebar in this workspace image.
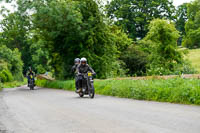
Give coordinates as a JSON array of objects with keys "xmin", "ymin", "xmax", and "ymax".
[{"xmin": 78, "ymin": 72, "xmax": 96, "ymax": 76}]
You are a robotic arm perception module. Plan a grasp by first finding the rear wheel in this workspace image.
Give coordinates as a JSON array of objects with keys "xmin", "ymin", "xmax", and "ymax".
[{"xmin": 79, "ymin": 93, "xmax": 84, "ymax": 97}]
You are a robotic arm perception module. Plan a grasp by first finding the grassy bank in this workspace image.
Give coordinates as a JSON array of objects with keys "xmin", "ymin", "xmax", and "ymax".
[
  {"xmin": 2, "ymin": 79, "xmax": 27, "ymax": 89},
  {"xmin": 187, "ymin": 49, "xmax": 200, "ymax": 72},
  {"xmin": 36, "ymin": 78, "xmax": 200, "ymax": 105},
  {"xmin": 0, "ymin": 82, "xmax": 3, "ymax": 91}
]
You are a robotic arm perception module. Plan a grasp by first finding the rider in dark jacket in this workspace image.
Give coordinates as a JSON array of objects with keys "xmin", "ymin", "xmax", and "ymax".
[
  {"xmin": 26, "ymin": 67, "xmax": 35, "ymax": 87},
  {"xmin": 72, "ymin": 58, "xmax": 80, "ymax": 92},
  {"xmin": 72, "ymin": 58, "xmax": 80, "ymax": 73},
  {"xmin": 77, "ymin": 57, "xmax": 95, "ymax": 92}
]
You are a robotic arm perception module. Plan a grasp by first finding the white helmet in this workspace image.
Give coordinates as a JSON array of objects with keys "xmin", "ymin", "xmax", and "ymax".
[{"xmin": 80, "ymin": 57, "xmax": 87, "ymax": 63}]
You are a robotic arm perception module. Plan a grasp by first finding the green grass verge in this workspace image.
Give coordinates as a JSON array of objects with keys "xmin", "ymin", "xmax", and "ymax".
[
  {"xmin": 36, "ymin": 78, "xmax": 200, "ymax": 105},
  {"xmin": 0, "ymin": 82, "xmax": 3, "ymax": 91},
  {"xmin": 2, "ymin": 79, "xmax": 27, "ymax": 88},
  {"xmin": 187, "ymin": 49, "xmax": 200, "ymax": 73}
]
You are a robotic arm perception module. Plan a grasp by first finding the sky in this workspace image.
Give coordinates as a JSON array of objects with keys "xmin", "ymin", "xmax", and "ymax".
[
  {"xmin": 0, "ymin": 0, "xmax": 194, "ymax": 20},
  {"xmin": 173, "ymin": 0, "xmax": 193, "ymax": 6}
]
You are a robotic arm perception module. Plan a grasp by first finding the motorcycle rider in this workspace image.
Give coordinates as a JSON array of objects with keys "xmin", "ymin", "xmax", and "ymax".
[
  {"xmin": 26, "ymin": 67, "xmax": 35, "ymax": 87},
  {"xmin": 77, "ymin": 57, "xmax": 96, "ymax": 93},
  {"xmin": 72, "ymin": 58, "xmax": 80, "ymax": 73},
  {"xmin": 71, "ymin": 58, "xmax": 80, "ymax": 92}
]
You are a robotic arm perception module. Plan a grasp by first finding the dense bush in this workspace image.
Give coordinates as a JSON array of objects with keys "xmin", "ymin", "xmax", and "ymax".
[
  {"xmin": 0, "ymin": 72, "xmax": 7, "ymax": 83},
  {"xmin": 0, "ymin": 69, "xmax": 13, "ymax": 83},
  {"xmin": 120, "ymin": 44, "xmax": 148, "ymax": 76},
  {"xmin": 0, "ymin": 45, "xmax": 24, "ymax": 81},
  {"xmin": 36, "ymin": 78, "xmax": 200, "ymax": 105},
  {"xmin": 1, "ymin": 70, "xmax": 13, "ymax": 82}
]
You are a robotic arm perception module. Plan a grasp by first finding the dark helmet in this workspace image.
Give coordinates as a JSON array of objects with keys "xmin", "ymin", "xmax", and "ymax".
[{"xmin": 74, "ymin": 58, "xmax": 80, "ymax": 64}]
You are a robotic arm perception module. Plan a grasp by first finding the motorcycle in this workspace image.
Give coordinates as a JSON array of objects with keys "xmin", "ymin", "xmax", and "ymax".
[
  {"xmin": 77, "ymin": 72, "xmax": 95, "ymax": 98},
  {"xmin": 29, "ymin": 75, "xmax": 35, "ymax": 90}
]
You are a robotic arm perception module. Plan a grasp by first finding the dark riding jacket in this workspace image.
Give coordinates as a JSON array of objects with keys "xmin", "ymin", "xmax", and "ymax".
[{"xmin": 77, "ymin": 64, "xmax": 95, "ymax": 74}]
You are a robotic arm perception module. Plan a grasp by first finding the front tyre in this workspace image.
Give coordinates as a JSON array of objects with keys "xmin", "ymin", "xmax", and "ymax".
[
  {"xmin": 30, "ymin": 84, "xmax": 34, "ymax": 90},
  {"xmin": 29, "ymin": 80, "xmax": 34, "ymax": 90},
  {"xmin": 89, "ymin": 83, "xmax": 95, "ymax": 99}
]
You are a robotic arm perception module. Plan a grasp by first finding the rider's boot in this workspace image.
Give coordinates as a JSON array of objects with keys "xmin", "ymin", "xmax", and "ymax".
[{"xmin": 76, "ymin": 88, "xmax": 81, "ymax": 93}]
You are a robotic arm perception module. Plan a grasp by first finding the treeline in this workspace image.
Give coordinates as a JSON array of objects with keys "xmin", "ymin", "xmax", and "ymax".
[{"xmin": 0, "ymin": 0, "xmax": 199, "ymax": 80}]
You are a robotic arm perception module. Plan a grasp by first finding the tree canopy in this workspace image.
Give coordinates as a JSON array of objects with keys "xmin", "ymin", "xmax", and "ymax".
[
  {"xmin": 175, "ymin": 3, "xmax": 188, "ymax": 36},
  {"xmin": 183, "ymin": 0, "xmax": 200, "ymax": 48},
  {"xmin": 106, "ymin": 0, "xmax": 175, "ymax": 40},
  {"xmin": 141, "ymin": 19, "xmax": 184, "ymax": 75},
  {"xmin": 0, "ymin": 0, "xmax": 197, "ymax": 80}
]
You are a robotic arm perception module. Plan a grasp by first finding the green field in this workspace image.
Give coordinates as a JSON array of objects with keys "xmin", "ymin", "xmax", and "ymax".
[{"xmin": 187, "ymin": 49, "xmax": 200, "ymax": 73}]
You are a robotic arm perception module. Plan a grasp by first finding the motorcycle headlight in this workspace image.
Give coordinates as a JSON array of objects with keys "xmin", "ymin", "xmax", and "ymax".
[{"xmin": 88, "ymin": 73, "xmax": 92, "ymax": 76}]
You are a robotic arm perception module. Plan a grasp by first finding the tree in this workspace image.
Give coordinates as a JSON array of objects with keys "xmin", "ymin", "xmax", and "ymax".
[
  {"xmin": 29, "ymin": 35, "xmax": 51, "ymax": 74},
  {"xmin": 22, "ymin": 0, "xmax": 128, "ymax": 79},
  {"xmin": 183, "ymin": 0, "xmax": 200, "ymax": 48},
  {"xmin": 141, "ymin": 19, "xmax": 183, "ymax": 75},
  {"xmin": 0, "ymin": 11, "xmax": 32, "ymax": 73},
  {"xmin": 106, "ymin": 0, "xmax": 175, "ymax": 40},
  {"xmin": 0, "ymin": 0, "xmax": 139, "ymax": 78},
  {"xmin": 175, "ymin": 3, "xmax": 188, "ymax": 36}
]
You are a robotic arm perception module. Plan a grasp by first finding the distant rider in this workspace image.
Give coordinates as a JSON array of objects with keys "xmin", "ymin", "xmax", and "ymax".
[
  {"xmin": 77, "ymin": 57, "xmax": 96, "ymax": 92},
  {"xmin": 71, "ymin": 58, "xmax": 80, "ymax": 92},
  {"xmin": 26, "ymin": 67, "xmax": 35, "ymax": 87}
]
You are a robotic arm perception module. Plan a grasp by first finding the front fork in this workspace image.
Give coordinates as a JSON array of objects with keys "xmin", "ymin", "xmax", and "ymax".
[{"xmin": 87, "ymin": 77, "xmax": 93, "ymax": 90}]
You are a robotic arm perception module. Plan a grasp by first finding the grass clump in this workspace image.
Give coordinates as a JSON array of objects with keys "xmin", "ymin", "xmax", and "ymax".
[
  {"xmin": 36, "ymin": 78, "xmax": 200, "ymax": 105},
  {"xmin": 36, "ymin": 80, "xmax": 75, "ymax": 91},
  {"xmin": 3, "ymin": 79, "xmax": 27, "ymax": 88},
  {"xmin": 0, "ymin": 82, "xmax": 3, "ymax": 90}
]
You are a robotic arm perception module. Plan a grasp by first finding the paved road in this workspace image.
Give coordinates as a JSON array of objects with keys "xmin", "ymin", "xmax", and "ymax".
[{"xmin": 0, "ymin": 86, "xmax": 200, "ymax": 133}]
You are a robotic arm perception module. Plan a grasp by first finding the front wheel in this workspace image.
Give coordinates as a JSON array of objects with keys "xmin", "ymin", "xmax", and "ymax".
[
  {"xmin": 29, "ymin": 82, "xmax": 34, "ymax": 90},
  {"xmin": 89, "ymin": 83, "xmax": 95, "ymax": 99},
  {"xmin": 30, "ymin": 84, "xmax": 34, "ymax": 90}
]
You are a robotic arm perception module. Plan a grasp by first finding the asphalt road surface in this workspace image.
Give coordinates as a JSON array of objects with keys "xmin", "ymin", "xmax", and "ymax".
[{"xmin": 0, "ymin": 86, "xmax": 200, "ymax": 133}]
